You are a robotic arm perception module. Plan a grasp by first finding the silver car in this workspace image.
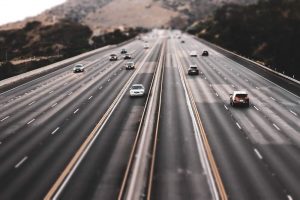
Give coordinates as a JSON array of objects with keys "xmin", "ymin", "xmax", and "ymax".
[
  {"xmin": 73, "ymin": 64, "xmax": 85, "ymax": 73},
  {"xmin": 129, "ymin": 84, "xmax": 145, "ymax": 97}
]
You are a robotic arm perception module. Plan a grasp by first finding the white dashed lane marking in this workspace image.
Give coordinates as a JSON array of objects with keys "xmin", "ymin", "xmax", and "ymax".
[
  {"xmin": 236, "ymin": 122, "xmax": 242, "ymax": 130},
  {"xmin": 15, "ymin": 156, "xmax": 28, "ymax": 168},
  {"xmin": 74, "ymin": 109, "xmax": 79, "ymax": 114},
  {"xmin": 273, "ymin": 123, "xmax": 280, "ymax": 131},
  {"xmin": 28, "ymin": 101, "xmax": 35, "ymax": 106},
  {"xmin": 254, "ymin": 149, "xmax": 263, "ymax": 160},
  {"xmin": 27, "ymin": 119, "xmax": 35, "ymax": 125},
  {"xmin": 289, "ymin": 110, "xmax": 297, "ymax": 116},
  {"xmin": 88, "ymin": 96, "xmax": 93, "ymax": 100},
  {"xmin": 253, "ymin": 106, "xmax": 260, "ymax": 111},
  {"xmin": 51, "ymin": 127, "xmax": 60, "ymax": 135},
  {"xmin": 1, "ymin": 116, "xmax": 10, "ymax": 122}
]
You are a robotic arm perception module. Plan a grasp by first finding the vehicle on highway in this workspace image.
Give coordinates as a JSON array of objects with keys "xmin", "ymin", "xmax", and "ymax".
[
  {"xmin": 129, "ymin": 84, "xmax": 145, "ymax": 97},
  {"xmin": 230, "ymin": 91, "xmax": 250, "ymax": 107},
  {"xmin": 202, "ymin": 51, "xmax": 209, "ymax": 56},
  {"xmin": 190, "ymin": 51, "xmax": 197, "ymax": 57},
  {"xmin": 123, "ymin": 53, "xmax": 132, "ymax": 59},
  {"xmin": 125, "ymin": 61, "xmax": 135, "ymax": 70},
  {"xmin": 144, "ymin": 43, "xmax": 150, "ymax": 49},
  {"xmin": 188, "ymin": 64, "xmax": 199, "ymax": 75},
  {"xmin": 121, "ymin": 49, "xmax": 127, "ymax": 54},
  {"xmin": 73, "ymin": 63, "xmax": 85, "ymax": 73},
  {"xmin": 109, "ymin": 54, "xmax": 118, "ymax": 61}
]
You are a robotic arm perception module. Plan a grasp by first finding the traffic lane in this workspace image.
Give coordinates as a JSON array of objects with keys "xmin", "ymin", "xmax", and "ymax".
[
  {"xmin": 150, "ymin": 50, "xmax": 212, "ymax": 199},
  {"xmin": 178, "ymin": 40, "xmax": 299, "ymax": 199},
  {"xmin": 183, "ymin": 69, "xmax": 286, "ymax": 200},
  {"xmin": 184, "ymin": 37, "xmax": 300, "ymax": 121},
  {"xmin": 0, "ymin": 49, "xmax": 149, "ymax": 196},
  {"xmin": 179, "ymin": 42, "xmax": 300, "ymax": 145},
  {"xmin": 0, "ymin": 47, "xmax": 146, "ymax": 141},
  {"xmin": 195, "ymin": 37, "xmax": 300, "ymax": 97},
  {"xmin": 0, "ymin": 40, "xmax": 142, "ymax": 100},
  {"xmin": 59, "ymin": 74, "xmax": 157, "ymax": 200},
  {"xmin": 57, "ymin": 44, "xmax": 162, "ymax": 200},
  {"xmin": 0, "ymin": 42, "xmax": 159, "ymax": 199}
]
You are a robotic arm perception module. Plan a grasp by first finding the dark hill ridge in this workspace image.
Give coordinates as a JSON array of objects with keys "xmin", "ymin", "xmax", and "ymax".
[{"xmin": 190, "ymin": 0, "xmax": 300, "ymax": 79}]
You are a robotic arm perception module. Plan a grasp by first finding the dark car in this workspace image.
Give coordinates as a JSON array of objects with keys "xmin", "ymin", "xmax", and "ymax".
[
  {"xmin": 202, "ymin": 51, "xmax": 209, "ymax": 56},
  {"xmin": 124, "ymin": 53, "xmax": 132, "ymax": 59},
  {"xmin": 109, "ymin": 54, "xmax": 118, "ymax": 61},
  {"xmin": 121, "ymin": 49, "xmax": 127, "ymax": 54},
  {"xmin": 188, "ymin": 65, "xmax": 199, "ymax": 75}
]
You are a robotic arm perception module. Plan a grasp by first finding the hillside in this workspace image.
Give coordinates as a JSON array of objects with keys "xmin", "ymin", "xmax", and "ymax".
[
  {"xmin": 0, "ymin": 0, "xmax": 257, "ymax": 32},
  {"xmin": 190, "ymin": 0, "xmax": 300, "ymax": 79}
]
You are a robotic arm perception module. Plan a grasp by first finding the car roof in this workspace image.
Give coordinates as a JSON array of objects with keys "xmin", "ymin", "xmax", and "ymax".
[
  {"xmin": 189, "ymin": 64, "xmax": 197, "ymax": 67},
  {"xmin": 132, "ymin": 84, "xmax": 144, "ymax": 87},
  {"xmin": 74, "ymin": 63, "xmax": 83, "ymax": 67},
  {"xmin": 233, "ymin": 91, "xmax": 247, "ymax": 94},
  {"xmin": 127, "ymin": 61, "xmax": 134, "ymax": 64}
]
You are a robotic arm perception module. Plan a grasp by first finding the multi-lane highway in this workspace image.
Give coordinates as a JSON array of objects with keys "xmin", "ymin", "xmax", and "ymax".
[{"xmin": 0, "ymin": 30, "xmax": 299, "ymax": 200}]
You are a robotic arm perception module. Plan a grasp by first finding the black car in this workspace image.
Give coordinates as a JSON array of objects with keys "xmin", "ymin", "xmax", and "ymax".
[
  {"xmin": 109, "ymin": 54, "xmax": 118, "ymax": 61},
  {"xmin": 124, "ymin": 53, "xmax": 132, "ymax": 59},
  {"xmin": 188, "ymin": 65, "xmax": 199, "ymax": 75},
  {"xmin": 121, "ymin": 49, "xmax": 127, "ymax": 54},
  {"xmin": 202, "ymin": 51, "xmax": 209, "ymax": 56}
]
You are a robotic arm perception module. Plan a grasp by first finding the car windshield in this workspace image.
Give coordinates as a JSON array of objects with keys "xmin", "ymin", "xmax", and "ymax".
[
  {"xmin": 132, "ymin": 85, "xmax": 143, "ymax": 90},
  {"xmin": 75, "ymin": 65, "xmax": 82, "ymax": 68},
  {"xmin": 190, "ymin": 66, "xmax": 197, "ymax": 69},
  {"xmin": 236, "ymin": 94, "xmax": 247, "ymax": 98}
]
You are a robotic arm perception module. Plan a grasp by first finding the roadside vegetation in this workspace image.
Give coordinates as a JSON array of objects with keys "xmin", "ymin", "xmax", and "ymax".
[
  {"xmin": 188, "ymin": 0, "xmax": 300, "ymax": 79},
  {"xmin": 0, "ymin": 20, "xmax": 146, "ymax": 80}
]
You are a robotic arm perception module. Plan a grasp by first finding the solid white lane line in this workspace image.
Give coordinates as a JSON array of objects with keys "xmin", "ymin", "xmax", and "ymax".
[
  {"xmin": 74, "ymin": 109, "xmax": 79, "ymax": 114},
  {"xmin": 15, "ymin": 156, "xmax": 28, "ymax": 168},
  {"xmin": 236, "ymin": 122, "xmax": 242, "ymax": 130},
  {"xmin": 1, "ymin": 116, "xmax": 10, "ymax": 122},
  {"xmin": 28, "ymin": 101, "xmax": 36, "ymax": 106},
  {"xmin": 289, "ymin": 110, "xmax": 297, "ymax": 116},
  {"xmin": 273, "ymin": 123, "xmax": 281, "ymax": 131},
  {"xmin": 51, "ymin": 103, "xmax": 58, "ymax": 108},
  {"xmin": 253, "ymin": 106, "xmax": 260, "ymax": 111},
  {"xmin": 287, "ymin": 195, "xmax": 293, "ymax": 200},
  {"xmin": 51, "ymin": 127, "xmax": 60, "ymax": 135},
  {"xmin": 254, "ymin": 149, "xmax": 263, "ymax": 160},
  {"xmin": 88, "ymin": 96, "xmax": 93, "ymax": 100},
  {"xmin": 27, "ymin": 119, "xmax": 35, "ymax": 124},
  {"xmin": 224, "ymin": 105, "xmax": 228, "ymax": 110}
]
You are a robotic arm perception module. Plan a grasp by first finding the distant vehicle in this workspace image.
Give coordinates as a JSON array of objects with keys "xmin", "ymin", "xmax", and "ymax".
[
  {"xmin": 144, "ymin": 43, "xmax": 150, "ymax": 49},
  {"xmin": 121, "ymin": 49, "xmax": 127, "ymax": 54},
  {"xmin": 124, "ymin": 53, "xmax": 132, "ymax": 59},
  {"xmin": 188, "ymin": 65, "xmax": 199, "ymax": 75},
  {"xmin": 190, "ymin": 51, "xmax": 197, "ymax": 57},
  {"xmin": 130, "ymin": 84, "xmax": 145, "ymax": 97},
  {"xmin": 109, "ymin": 54, "xmax": 118, "ymax": 61},
  {"xmin": 73, "ymin": 63, "xmax": 84, "ymax": 73},
  {"xmin": 125, "ymin": 61, "xmax": 135, "ymax": 70},
  {"xmin": 202, "ymin": 51, "xmax": 209, "ymax": 56},
  {"xmin": 230, "ymin": 91, "xmax": 250, "ymax": 107}
]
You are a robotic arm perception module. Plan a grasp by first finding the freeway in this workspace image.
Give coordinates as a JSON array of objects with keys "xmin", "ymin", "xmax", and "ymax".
[{"xmin": 0, "ymin": 30, "xmax": 299, "ymax": 200}]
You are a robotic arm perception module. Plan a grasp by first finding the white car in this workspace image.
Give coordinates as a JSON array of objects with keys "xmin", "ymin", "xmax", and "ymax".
[
  {"xmin": 129, "ymin": 84, "xmax": 145, "ymax": 97},
  {"xmin": 190, "ymin": 51, "xmax": 197, "ymax": 57},
  {"xmin": 144, "ymin": 43, "xmax": 150, "ymax": 49},
  {"xmin": 73, "ymin": 63, "xmax": 84, "ymax": 73},
  {"xmin": 125, "ymin": 61, "xmax": 135, "ymax": 70}
]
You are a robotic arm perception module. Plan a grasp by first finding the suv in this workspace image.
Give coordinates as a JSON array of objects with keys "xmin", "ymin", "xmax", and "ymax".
[
  {"xmin": 125, "ymin": 61, "xmax": 135, "ymax": 70},
  {"xmin": 109, "ymin": 54, "xmax": 118, "ymax": 61},
  {"xmin": 188, "ymin": 65, "xmax": 199, "ymax": 75},
  {"xmin": 73, "ymin": 63, "xmax": 84, "ymax": 73},
  {"xmin": 230, "ymin": 91, "xmax": 250, "ymax": 107},
  {"xmin": 202, "ymin": 51, "xmax": 209, "ymax": 56}
]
